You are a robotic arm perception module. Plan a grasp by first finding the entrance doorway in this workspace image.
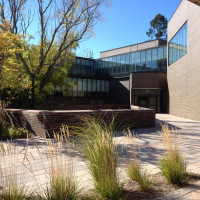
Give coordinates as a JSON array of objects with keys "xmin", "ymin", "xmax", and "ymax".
[{"xmin": 134, "ymin": 89, "xmax": 162, "ymax": 113}]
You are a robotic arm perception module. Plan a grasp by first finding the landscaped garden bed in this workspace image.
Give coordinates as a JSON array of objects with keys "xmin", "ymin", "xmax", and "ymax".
[{"xmin": 0, "ymin": 116, "xmax": 199, "ymax": 200}]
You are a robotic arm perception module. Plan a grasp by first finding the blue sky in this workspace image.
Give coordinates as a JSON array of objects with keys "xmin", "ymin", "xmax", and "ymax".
[{"xmin": 76, "ymin": 0, "xmax": 182, "ymax": 58}]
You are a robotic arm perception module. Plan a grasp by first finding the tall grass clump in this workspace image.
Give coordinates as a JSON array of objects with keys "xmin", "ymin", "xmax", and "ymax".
[
  {"xmin": 1, "ymin": 182, "xmax": 28, "ymax": 200},
  {"xmin": 160, "ymin": 124, "xmax": 188, "ymax": 186},
  {"xmin": 36, "ymin": 129, "xmax": 80, "ymax": 200},
  {"xmin": 126, "ymin": 130, "xmax": 152, "ymax": 191},
  {"xmin": 0, "ymin": 141, "xmax": 30, "ymax": 200},
  {"xmin": 75, "ymin": 115, "xmax": 123, "ymax": 200}
]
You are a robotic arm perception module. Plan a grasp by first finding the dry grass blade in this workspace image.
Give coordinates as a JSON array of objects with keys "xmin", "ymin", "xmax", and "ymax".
[
  {"xmin": 75, "ymin": 115, "xmax": 123, "ymax": 200},
  {"xmin": 159, "ymin": 124, "xmax": 188, "ymax": 186},
  {"xmin": 125, "ymin": 129, "xmax": 152, "ymax": 191},
  {"xmin": 35, "ymin": 129, "xmax": 80, "ymax": 200}
]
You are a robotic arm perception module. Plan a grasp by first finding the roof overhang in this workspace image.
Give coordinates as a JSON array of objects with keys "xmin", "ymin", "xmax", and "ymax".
[{"xmin": 188, "ymin": 0, "xmax": 200, "ymax": 6}]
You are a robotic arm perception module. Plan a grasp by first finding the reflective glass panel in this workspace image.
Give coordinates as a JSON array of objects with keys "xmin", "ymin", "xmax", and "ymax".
[
  {"xmin": 97, "ymin": 80, "xmax": 101, "ymax": 92},
  {"xmin": 152, "ymin": 48, "xmax": 158, "ymax": 69},
  {"xmin": 169, "ymin": 22, "xmax": 188, "ymax": 65},
  {"xmin": 135, "ymin": 52, "xmax": 141, "ymax": 71},
  {"xmin": 92, "ymin": 80, "xmax": 96, "ymax": 92},
  {"xmin": 141, "ymin": 51, "xmax": 146, "ymax": 70},
  {"xmin": 101, "ymin": 80, "xmax": 105, "ymax": 92},
  {"xmin": 146, "ymin": 49, "xmax": 151, "ymax": 69}
]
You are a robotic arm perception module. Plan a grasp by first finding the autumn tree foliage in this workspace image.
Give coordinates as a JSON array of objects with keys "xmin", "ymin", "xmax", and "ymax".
[
  {"xmin": 0, "ymin": 0, "xmax": 110, "ymax": 108},
  {"xmin": 0, "ymin": 20, "xmax": 25, "ymax": 102}
]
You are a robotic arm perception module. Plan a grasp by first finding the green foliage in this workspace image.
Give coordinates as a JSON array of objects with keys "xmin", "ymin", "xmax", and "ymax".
[
  {"xmin": 0, "ymin": 121, "xmax": 29, "ymax": 139},
  {"xmin": 160, "ymin": 124, "xmax": 188, "ymax": 186},
  {"xmin": 8, "ymin": 127, "xmax": 29, "ymax": 139},
  {"xmin": 36, "ymin": 174, "xmax": 80, "ymax": 200},
  {"xmin": 0, "ymin": 0, "xmax": 110, "ymax": 108},
  {"xmin": 1, "ymin": 183, "xmax": 29, "ymax": 200},
  {"xmin": 160, "ymin": 151, "xmax": 188, "ymax": 186},
  {"xmin": 75, "ymin": 116, "xmax": 123, "ymax": 200},
  {"xmin": 127, "ymin": 161, "xmax": 152, "ymax": 191},
  {"xmin": 146, "ymin": 13, "xmax": 168, "ymax": 40}
]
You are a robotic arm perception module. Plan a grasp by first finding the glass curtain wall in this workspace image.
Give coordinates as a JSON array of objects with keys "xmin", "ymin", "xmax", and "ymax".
[
  {"xmin": 66, "ymin": 78, "xmax": 109, "ymax": 98},
  {"xmin": 168, "ymin": 22, "xmax": 188, "ymax": 65},
  {"xmin": 100, "ymin": 46, "xmax": 167, "ymax": 78},
  {"xmin": 69, "ymin": 57, "xmax": 95, "ymax": 78}
]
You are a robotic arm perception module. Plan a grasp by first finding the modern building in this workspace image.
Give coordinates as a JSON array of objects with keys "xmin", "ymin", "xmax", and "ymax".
[
  {"xmin": 65, "ymin": 39, "xmax": 168, "ymax": 112},
  {"xmin": 100, "ymin": 39, "xmax": 168, "ymax": 111},
  {"xmin": 55, "ymin": 0, "xmax": 200, "ymax": 121},
  {"xmin": 167, "ymin": 0, "xmax": 200, "ymax": 121}
]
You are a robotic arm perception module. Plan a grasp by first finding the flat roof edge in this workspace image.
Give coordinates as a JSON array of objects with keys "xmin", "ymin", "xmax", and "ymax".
[{"xmin": 100, "ymin": 39, "xmax": 167, "ymax": 53}]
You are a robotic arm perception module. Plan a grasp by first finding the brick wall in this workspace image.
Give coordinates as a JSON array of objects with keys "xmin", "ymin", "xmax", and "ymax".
[
  {"xmin": 168, "ymin": 0, "xmax": 200, "ymax": 121},
  {"xmin": 130, "ymin": 72, "xmax": 168, "ymax": 113},
  {"xmin": 4, "ymin": 108, "xmax": 155, "ymax": 137}
]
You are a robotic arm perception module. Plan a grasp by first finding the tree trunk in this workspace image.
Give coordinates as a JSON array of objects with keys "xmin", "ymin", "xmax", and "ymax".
[{"xmin": 30, "ymin": 78, "xmax": 35, "ymax": 109}]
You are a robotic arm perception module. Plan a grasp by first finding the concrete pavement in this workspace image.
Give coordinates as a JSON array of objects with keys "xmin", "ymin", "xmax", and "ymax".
[{"xmin": 0, "ymin": 113, "xmax": 200, "ymax": 199}]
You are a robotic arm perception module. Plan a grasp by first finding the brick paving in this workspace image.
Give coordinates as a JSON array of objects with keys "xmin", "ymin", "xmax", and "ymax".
[{"xmin": 0, "ymin": 113, "xmax": 200, "ymax": 199}]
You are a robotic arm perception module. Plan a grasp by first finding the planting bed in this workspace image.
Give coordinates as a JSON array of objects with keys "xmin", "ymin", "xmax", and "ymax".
[{"xmin": 4, "ymin": 106, "xmax": 155, "ymax": 137}]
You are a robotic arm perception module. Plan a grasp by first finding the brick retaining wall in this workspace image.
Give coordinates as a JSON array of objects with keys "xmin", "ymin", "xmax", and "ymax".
[{"xmin": 4, "ymin": 107, "xmax": 155, "ymax": 137}]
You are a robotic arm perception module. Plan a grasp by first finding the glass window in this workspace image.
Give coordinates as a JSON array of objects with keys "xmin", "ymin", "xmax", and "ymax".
[
  {"xmin": 169, "ymin": 22, "xmax": 188, "ymax": 65},
  {"xmin": 88, "ymin": 79, "xmax": 92, "ymax": 96},
  {"xmin": 158, "ymin": 47, "xmax": 164, "ymax": 69},
  {"xmin": 85, "ymin": 59, "xmax": 89, "ymax": 66},
  {"xmin": 141, "ymin": 51, "xmax": 146, "ymax": 70},
  {"xmin": 108, "ymin": 57, "xmax": 113, "ymax": 74},
  {"xmin": 164, "ymin": 46, "xmax": 167, "ymax": 59},
  {"xmin": 125, "ymin": 54, "xmax": 130, "ymax": 64},
  {"xmin": 76, "ymin": 58, "xmax": 81, "ymax": 65},
  {"xmin": 101, "ymin": 80, "xmax": 105, "ymax": 92},
  {"xmin": 77, "ymin": 78, "xmax": 83, "ymax": 96},
  {"xmin": 97, "ymin": 80, "xmax": 101, "ymax": 92},
  {"xmin": 72, "ymin": 78, "xmax": 78, "ymax": 97},
  {"xmin": 113, "ymin": 56, "xmax": 117, "ymax": 74},
  {"xmin": 152, "ymin": 48, "xmax": 158, "ymax": 69},
  {"xmin": 117, "ymin": 55, "xmax": 121, "ymax": 73},
  {"xmin": 158, "ymin": 47, "xmax": 164, "ymax": 60},
  {"xmin": 130, "ymin": 53, "xmax": 136, "ymax": 72},
  {"xmin": 146, "ymin": 49, "xmax": 151, "ymax": 69},
  {"xmin": 105, "ymin": 81, "xmax": 109, "ymax": 93},
  {"xmin": 120, "ymin": 55, "xmax": 126, "ymax": 73},
  {"xmin": 125, "ymin": 54, "xmax": 130, "ymax": 72},
  {"xmin": 92, "ymin": 79, "xmax": 96, "ymax": 92},
  {"xmin": 83, "ymin": 79, "xmax": 87, "ymax": 97},
  {"xmin": 135, "ymin": 52, "xmax": 141, "ymax": 71}
]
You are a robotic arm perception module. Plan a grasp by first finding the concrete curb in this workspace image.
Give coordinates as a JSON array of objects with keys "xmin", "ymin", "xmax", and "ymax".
[{"xmin": 155, "ymin": 184, "xmax": 200, "ymax": 200}]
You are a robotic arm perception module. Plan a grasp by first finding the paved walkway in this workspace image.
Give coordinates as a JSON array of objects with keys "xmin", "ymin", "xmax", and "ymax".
[
  {"xmin": 0, "ymin": 114, "xmax": 200, "ymax": 199},
  {"xmin": 135, "ymin": 114, "xmax": 200, "ymax": 200}
]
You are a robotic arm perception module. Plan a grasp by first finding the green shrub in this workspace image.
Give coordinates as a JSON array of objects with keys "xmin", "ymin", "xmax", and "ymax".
[
  {"xmin": 0, "ymin": 121, "xmax": 10, "ymax": 137},
  {"xmin": 8, "ymin": 127, "xmax": 29, "ymax": 139},
  {"xmin": 0, "ymin": 121, "xmax": 29, "ymax": 139},
  {"xmin": 41, "ymin": 173, "xmax": 79, "ymax": 200},
  {"xmin": 160, "ymin": 124, "xmax": 188, "ymax": 186},
  {"xmin": 2, "ymin": 183, "xmax": 28, "ymax": 200},
  {"xmin": 160, "ymin": 151, "xmax": 188, "ymax": 186},
  {"xmin": 127, "ymin": 161, "xmax": 152, "ymax": 191},
  {"xmin": 125, "ymin": 129, "xmax": 152, "ymax": 191},
  {"xmin": 76, "ymin": 116, "xmax": 123, "ymax": 200}
]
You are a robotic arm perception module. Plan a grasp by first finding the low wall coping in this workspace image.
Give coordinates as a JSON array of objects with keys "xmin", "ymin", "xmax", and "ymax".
[{"xmin": 4, "ymin": 107, "xmax": 154, "ymax": 114}]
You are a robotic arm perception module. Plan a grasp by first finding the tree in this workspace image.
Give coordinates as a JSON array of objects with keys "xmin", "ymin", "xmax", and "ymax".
[
  {"xmin": 0, "ymin": 0, "xmax": 110, "ymax": 109},
  {"xmin": 0, "ymin": 20, "xmax": 25, "ymax": 102},
  {"xmin": 146, "ymin": 14, "xmax": 168, "ymax": 40}
]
